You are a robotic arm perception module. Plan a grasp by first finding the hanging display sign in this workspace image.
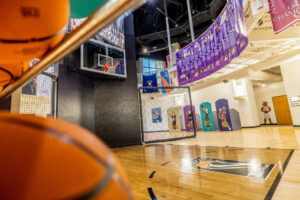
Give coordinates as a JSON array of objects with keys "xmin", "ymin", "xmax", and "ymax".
[
  {"xmin": 250, "ymin": 0, "xmax": 269, "ymax": 15},
  {"xmin": 176, "ymin": 0, "xmax": 248, "ymax": 86},
  {"xmin": 160, "ymin": 71, "xmax": 171, "ymax": 94},
  {"xmin": 143, "ymin": 74, "xmax": 158, "ymax": 93},
  {"xmin": 69, "ymin": 15, "xmax": 125, "ymax": 49},
  {"xmin": 268, "ymin": 0, "xmax": 300, "ymax": 34}
]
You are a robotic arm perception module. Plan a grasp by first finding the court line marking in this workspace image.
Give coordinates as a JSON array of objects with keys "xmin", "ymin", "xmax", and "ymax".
[
  {"xmin": 148, "ymin": 187, "xmax": 157, "ymax": 200},
  {"xmin": 149, "ymin": 171, "xmax": 156, "ymax": 179},
  {"xmin": 161, "ymin": 161, "xmax": 171, "ymax": 166},
  {"xmin": 264, "ymin": 149, "xmax": 294, "ymax": 200}
]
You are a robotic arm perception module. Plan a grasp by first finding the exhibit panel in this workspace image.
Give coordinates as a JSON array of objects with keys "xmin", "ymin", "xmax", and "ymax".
[
  {"xmin": 229, "ymin": 109, "xmax": 242, "ymax": 131},
  {"xmin": 183, "ymin": 105, "xmax": 198, "ymax": 132},
  {"xmin": 215, "ymin": 99, "xmax": 233, "ymax": 131},
  {"xmin": 200, "ymin": 102, "xmax": 215, "ymax": 132},
  {"xmin": 139, "ymin": 87, "xmax": 196, "ymax": 143}
]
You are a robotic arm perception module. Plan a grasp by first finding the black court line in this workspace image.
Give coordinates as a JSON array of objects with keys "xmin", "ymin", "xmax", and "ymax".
[
  {"xmin": 148, "ymin": 187, "xmax": 157, "ymax": 200},
  {"xmin": 264, "ymin": 149, "xmax": 294, "ymax": 200},
  {"xmin": 149, "ymin": 171, "xmax": 156, "ymax": 179},
  {"xmin": 161, "ymin": 161, "xmax": 171, "ymax": 166}
]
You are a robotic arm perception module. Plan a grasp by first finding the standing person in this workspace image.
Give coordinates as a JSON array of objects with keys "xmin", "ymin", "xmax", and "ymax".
[{"xmin": 261, "ymin": 102, "xmax": 272, "ymax": 125}]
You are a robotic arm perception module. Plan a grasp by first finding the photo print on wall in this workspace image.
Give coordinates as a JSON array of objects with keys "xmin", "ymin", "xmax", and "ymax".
[
  {"xmin": 152, "ymin": 108, "xmax": 162, "ymax": 123},
  {"xmin": 184, "ymin": 105, "xmax": 197, "ymax": 132},
  {"xmin": 200, "ymin": 102, "xmax": 215, "ymax": 132},
  {"xmin": 167, "ymin": 107, "xmax": 182, "ymax": 132},
  {"xmin": 216, "ymin": 99, "xmax": 232, "ymax": 131}
]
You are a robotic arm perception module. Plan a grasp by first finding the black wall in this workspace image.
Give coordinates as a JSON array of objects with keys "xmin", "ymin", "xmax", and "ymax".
[
  {"xmin": 57, "ymin": 14, "xmax": 141, "ymax": 147},
  {"xmin": 0, "ymin": 96, "xmax": 11, "ymax": 111}
]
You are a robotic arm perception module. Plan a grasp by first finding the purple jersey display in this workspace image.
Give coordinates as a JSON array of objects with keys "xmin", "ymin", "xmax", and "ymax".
[{"xmin": 176, "ymin": 0, "xmax": 248, "ymax": 86}]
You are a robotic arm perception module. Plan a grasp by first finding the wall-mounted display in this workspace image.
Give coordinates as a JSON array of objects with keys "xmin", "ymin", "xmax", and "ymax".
[
  {"xmin": 167, "ymin": 107, "xmax": 182, "ymax": 132},
  {"xmin": 160, "ymin": 71, "xmax": 171, "ymax": 94},
  {"xmin": 176, "ymin": 0, "xmax": 248, "ymax": 86},
  {"xmin": 184, "ymin": 106, "xmax": 197, "ymax": 132},
  {"xmin": 70, "ymin": 16, "xmax": 127, "ymax": 78},
  {"xmin": 143, "ymin": 74, "xmax": 158, "ymax": 93},
  {"xmin": 216, "ymin": 99, "xmax": 232, "ymax": 131},
  {"xmin": 152, "ymin": 108, "xmax": 162, "ymax": 123},
  {"xmin": 69, "ymin": 16, "xmax": 125, "ymax": 49},
  {"xmin": 200, "ymin": 103, "xmax": 215, "ymax": 131}
]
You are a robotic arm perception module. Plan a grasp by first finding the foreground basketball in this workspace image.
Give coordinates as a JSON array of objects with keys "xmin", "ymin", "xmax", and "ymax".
[
  {"xmin": 0, "ymin": 0, "xmax": 70, "ymax": 63},
  {"xmin": 0, "ymin": 112, "xmax": 134, "ymax": 199},
  {"xmin": 0, "ymin": 62, "xmax": 29, "ymax": 91}
]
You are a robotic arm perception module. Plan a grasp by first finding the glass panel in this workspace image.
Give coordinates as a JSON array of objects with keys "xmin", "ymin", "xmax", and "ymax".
[
  {"xmin": 142, "ymin": 59, "xmax": 149, "ymax": 68},
  {"xmin": 143, "ymin": 67, "xmax": 150, "ymax": 74},
  {"xmin": 149, "ymin": 60, "xmax": 156, "ymax": 69}
]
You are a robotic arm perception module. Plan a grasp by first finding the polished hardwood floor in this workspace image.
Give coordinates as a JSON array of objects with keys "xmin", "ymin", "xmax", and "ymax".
[{"xmin": 113, "ymin": 126, "xmax": 300, "ymax": 200}]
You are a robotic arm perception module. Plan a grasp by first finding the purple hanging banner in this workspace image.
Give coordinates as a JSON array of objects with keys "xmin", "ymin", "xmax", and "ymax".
[{"xmin": 176, "ymin": 0, "xmax": 248, "ymax": 86}]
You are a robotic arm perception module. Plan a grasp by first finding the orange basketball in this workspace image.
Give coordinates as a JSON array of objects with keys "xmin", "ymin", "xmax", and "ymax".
[
  {"xmin": 0, "ymin": 112, "xmax": 134, "ymax": 199},
  {"xmin": 0, "ymin": 0, "xmax": 70, "ymax": 63},
  {"xmin": 0, "ymin": 62, "xmax": 29, "ymax": 91}
]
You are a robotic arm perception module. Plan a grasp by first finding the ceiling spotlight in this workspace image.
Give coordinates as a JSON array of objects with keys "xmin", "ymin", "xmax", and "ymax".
[{"xmin": 143, "ymin": 47, "xmax": 148, "ymax": 53}]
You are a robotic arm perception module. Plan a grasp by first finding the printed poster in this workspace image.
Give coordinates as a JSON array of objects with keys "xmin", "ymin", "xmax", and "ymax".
[
  {"xmin": 152, "ymin": 108, "xmax": 162, "ymax": 123},
  {"xmin": 184, "ymin": 105, "xmax": 197, "ymax": 132},
  {"xmin": 216, "ymin": 99, "xmax": 232, "ymax": 131},
  {"xmin": 200, "ymin": 102, "xmax": 215, "ymax": 132},
  {"xmin": 167, "ymin": 107, "xmax": 182, "ymax": 132}
]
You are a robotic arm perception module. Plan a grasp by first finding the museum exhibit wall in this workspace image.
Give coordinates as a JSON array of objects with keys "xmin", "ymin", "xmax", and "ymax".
[
  {"xmin": 58, "ymin": 14, "xmax": 142, "ymax": 147},
  {"xmin": 142, "ymin": 93, "xmax": 188, "ymax": 132},
  {"xmin": 191, "ymin": 78, "xmax": 260, "ymax": 127},
  {"xmin": 281, "ymin": 58, "xmax": 300, "ymax": 126},
  {"xmin": 253, "ymin": 82, "xmax": 287, "ymax": 124}
]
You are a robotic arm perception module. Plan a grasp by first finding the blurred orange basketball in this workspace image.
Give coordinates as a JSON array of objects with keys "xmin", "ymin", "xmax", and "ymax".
[
  {"xmin": 0, "ymin": 62, "xmax": 29, "ymax": 91},
  {"xmin": 0, "ymin": 112, "xmax": 134, "ymax": 199},
  {"xmin": 0, "ymin": 0, "xmax": 70, "ymax": 63}
]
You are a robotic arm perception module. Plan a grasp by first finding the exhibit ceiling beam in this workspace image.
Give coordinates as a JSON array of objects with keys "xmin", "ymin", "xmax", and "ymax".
[
  {"xmin": 248, "ymin": 71, "xmax": 282, "ymax": 82},
  {"xmin": 191, "ymin": 68, "xmax": 250, "ymax": 91},
  {"xmin": 248, "ymin": 26, "xmax": 300, "ymax": 42},
  {"xmin": 191, "ymin": 48, "xmax": 300, "ymax": 91},
  {"xmin": 245, "ymin": 9, "xmax": 267, "ymax": 34},
  {"xmin": 249, "ymin": 49, "xmax": 300, "ymax": 71}
]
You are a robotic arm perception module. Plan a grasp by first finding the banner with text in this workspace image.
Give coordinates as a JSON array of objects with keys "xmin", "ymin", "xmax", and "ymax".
[
  {"xmin": 176, "ymin": 0, "xmax": 248, "ymax": 86},
  {"xmin": 268, "ymin": 0, "xmax": 300, "ymax": 34}
]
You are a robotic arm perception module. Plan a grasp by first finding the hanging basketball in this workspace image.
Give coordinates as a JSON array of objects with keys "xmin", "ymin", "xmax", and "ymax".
[
  {"xmin": 70, "ymin": 0, "xmax": 107, "ymax": 18},
  {"xmin": 0, "ymin": 112, "xmax": 134, "ymax": 199},
  {"xmin": 0, "ymin": 0, "xmax": 70, "ymax": 63}
]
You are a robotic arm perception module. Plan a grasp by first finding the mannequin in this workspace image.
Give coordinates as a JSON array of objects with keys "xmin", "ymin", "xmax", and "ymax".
[{"xmin": 261, "ymin": 101, "xmax": 272, "ymax": 124}]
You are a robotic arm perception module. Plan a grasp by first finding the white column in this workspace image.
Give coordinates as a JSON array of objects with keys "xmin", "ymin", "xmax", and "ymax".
[{"xmin": 281, "ymin": 57, "xmax": 300, "ymax": 126}]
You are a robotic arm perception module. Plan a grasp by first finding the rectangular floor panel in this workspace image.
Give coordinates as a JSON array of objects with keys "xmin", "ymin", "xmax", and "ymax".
[{"xmin": 113, "ymin": 145, "xmax": 292, "ymax": 200}]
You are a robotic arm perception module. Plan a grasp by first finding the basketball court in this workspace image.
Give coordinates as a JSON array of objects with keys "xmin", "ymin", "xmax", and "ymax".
[
  {"xmin": 2, "ymin": 0, "xmax": 300, "ymax": 199},
  {"xmin": 114, "ymin": 126, "xmax": 300, "ymax": 200}
]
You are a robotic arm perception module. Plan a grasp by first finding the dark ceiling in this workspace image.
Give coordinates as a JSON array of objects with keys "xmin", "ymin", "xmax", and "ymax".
[{"xmin": 133, "ymin": 0, "xmax": 226, "ymax": 56}]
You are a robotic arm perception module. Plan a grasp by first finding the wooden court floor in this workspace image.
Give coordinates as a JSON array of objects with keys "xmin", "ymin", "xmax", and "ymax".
[{"xmin": 113, "ymin": 126, "xmax": 300, "ymax": 200}]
